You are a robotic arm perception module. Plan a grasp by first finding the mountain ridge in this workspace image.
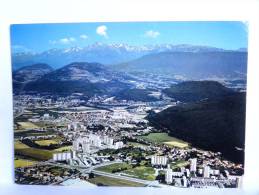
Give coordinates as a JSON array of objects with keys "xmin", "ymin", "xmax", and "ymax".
[
  {"xmin": 113, "ymin": 51, "xmax": 247, "ymax": 80},
  {"xmin": 13, "ymin": 62, "xmax": 133, "ymax": 97},
  {"xmin": 12, "ymin": 43, "xmax": 246, "ymax": 70},
  {"xmin": 163, "ymin": 81, "xmax": 236, "ymax": 102}
]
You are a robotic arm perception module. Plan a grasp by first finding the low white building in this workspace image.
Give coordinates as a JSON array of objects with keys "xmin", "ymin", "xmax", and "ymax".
[
  {"xmin": 151, "ymin": 155, "xmax": 168, "ymax": 166},
  {"xmin": 53, "ymin": 152, "xmax": 72, "ymax": 162}
]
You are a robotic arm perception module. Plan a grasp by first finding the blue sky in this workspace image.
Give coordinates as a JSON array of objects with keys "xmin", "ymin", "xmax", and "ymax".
[{"xmin": 10, "ymin": 21, "xmax": 248, "ymax": 53}]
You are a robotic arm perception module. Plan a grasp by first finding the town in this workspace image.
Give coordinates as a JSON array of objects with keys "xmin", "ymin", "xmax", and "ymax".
[{"xmin": 14, "ymin": 93, "xmax": 244, "ymax": 188}]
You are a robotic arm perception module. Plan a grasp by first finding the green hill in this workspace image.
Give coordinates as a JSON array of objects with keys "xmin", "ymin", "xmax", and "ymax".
[
  {"xmin": 163, "ymin": 81, "xmax": 235, "ymax": 102},
  {"xmin": 147, "ymin": 93, "xmax": 246, "ymax": 164}
]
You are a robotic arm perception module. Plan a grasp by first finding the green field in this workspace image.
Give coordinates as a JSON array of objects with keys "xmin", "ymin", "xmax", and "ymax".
[
  {"xmin": 14, "ymin": 141, "xmax": 30, "ymax": 149},
  {"xmin": 88, "ymin": 176, "xmax": 144, "ymax": 187},
  {"xmin": 14, "ymin": 158, "xmax": 37, "ymax": 168},
  {"xmin": 53, "ymin": 145, "xmax": 72, "ymax": 152},
  {"xmin": 96, "ymin": 163, "xmax": 131, "ymax": 173},
  {"xmin": 17, "ymin": 122, "xmax": 39, "ymax": 130},
  {"xmin": 96, "ymin": 163, "xmax": 155, "ymax": 181},
  {"xmin": 122, "ymin": 166, "xmax": 155, "ymax": 181},
  {"xmin": 163, "ymin": 141, "xmax": 189, "ymax": 148},
  {"xmin": 127, "ymin": 142, "xmax": 148, "ymax": 147},
  {"xmin": 138, "ymin": 133, "xmax": 189, "ymax": 148},
  {"xmin": 35, "ymin": 139, "xmax": 61, "ymax": 146},
  {"xmin": 15, "ymin": 140, "xmax": 54, "ymax": 161}
]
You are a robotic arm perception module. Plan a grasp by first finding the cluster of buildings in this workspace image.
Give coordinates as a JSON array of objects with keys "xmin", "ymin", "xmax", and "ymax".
[
  {"xmin": 72, "ymin": 134, "xmax": 124, "ymax": 152},
  {"xmin": 52, "ymin": 134, "xmax": 124, "ymax": 167},
  {"xmin": 150, "ymin": 156, "xmax": 242, "ymax": 188},
  {"xmin": 15, "ymin": 165, "xmax": 79, "ymax": 185},
  {"xmin": 14, "ymin": 93, "xmax": 244, "ymax": 188}
]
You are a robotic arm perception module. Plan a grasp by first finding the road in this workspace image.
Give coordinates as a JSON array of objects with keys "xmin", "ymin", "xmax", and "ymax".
[
  {"xmin": 20, "ymin": 160, "xmax": 169, "ymax": 187},
  {"xmin": 91, "ymin": 170, "xmax": 157, "ymax": 186}
]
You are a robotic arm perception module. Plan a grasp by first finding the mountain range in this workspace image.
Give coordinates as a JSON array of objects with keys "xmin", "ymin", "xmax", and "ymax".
[
  {"xmin": 12, "ymin": 43, "xmax": 247, "ymax": 72},
  {"xmin": 113, "ymin": 51, "xmax": 247, "ymax": 80},
  {"xmin": 13, "ymin": 62, "xmax": 133, "ymax": 97}
]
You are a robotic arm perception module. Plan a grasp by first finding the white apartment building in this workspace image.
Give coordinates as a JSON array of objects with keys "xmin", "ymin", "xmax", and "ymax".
[
  {"xmin": 190, "ymin": 158, "xmax": 197, "ymax": 172},
  {"xmin": 165, "ymin": 166, "xmax": 173, "ymax": 184},
  {"xmin": 204, "ymin": 165, "xmax": 211, "ymax": 178},
  {"xmin": 151, "ymin": 155, "xmax": 168, "ymax": 166}
]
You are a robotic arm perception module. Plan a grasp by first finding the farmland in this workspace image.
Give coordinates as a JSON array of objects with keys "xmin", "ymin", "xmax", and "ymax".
[
  {"xmin": 138, "ymin": 133, "xmax": 189, "ymax": 148},
  {"xmin": 15, "ymin": 158, "xmax": 37, "ymax": 168},
  {"xmin": 96, "ymin": 163, "xmax": 131, "ymax": 173},
  {"xmin": 15, "ymin": 141, "xmax": 30, "ymax": 149},
  {"xmin": 96, "ymin": 162, "xmax": 155, "ymax": 181},
  {"xmin": 53, "ymin": 145, "xmax": 72, "ymax": 152},
  {"xmin": 88, "ymin": 176, "xmax": 144, "ymax": 187},
  {"xmin": 122, "ymin": 166, "xmax": 155, "ymax": 181},
  {"xmin": 16, "ymin": 122, "xmax": 39, "ymax": 130},
  {"xmin": 35, "ymin": 139, "xmax": 61, "ymax": 146},
  {"xmin": 15, "ymin": 141, "xmax": 53, "ymax": 161}
]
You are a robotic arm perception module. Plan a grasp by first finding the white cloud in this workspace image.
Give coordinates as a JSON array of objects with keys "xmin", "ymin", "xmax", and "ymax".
[
  {"xmin": 60, "ymin": 37, "xmax": 76, "ymax": 44},
  {"xmin": 96, "ymin": 25, "xmax": 108, "ymax": 37},
  {"xmin": 50, "ymin": 37, "xmax": 76, "ymax": 45},
  {"xmin": 80, "ymin": 34, "xmax": 88, "ymax": 39},
  {"xmin": 144, "ymin": 30, "xmax": 160, "ymax": 38}
]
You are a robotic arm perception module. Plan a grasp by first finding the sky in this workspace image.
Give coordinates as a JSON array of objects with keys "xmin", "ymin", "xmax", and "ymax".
[{"xmin": 10, "ymin": 21, "xmax": 248, "ymax": 53}]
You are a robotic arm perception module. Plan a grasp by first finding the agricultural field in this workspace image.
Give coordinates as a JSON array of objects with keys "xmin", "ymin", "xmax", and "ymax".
[
  {"xmin": 15, "ymin": 147, "xmax": 53, "ymax": 161},
  {"xmin": 139, "ymin": 133, "xmax": 189, "ymax": 148},
  {"xmin": 163, "ymin": 141, "xmax": 189, "ymax": 148},
  {"xmin": 96, "ymin": 163, "xmax": 131, "ymax": 173},
  {"xmin": 15, "ymin": 140, "xmax": 53, "ymax": 161},
  {"xmin": 35, "ymin": 139, "xmax": 61, "ymax": 146},
  {"xmin": 15, "ymin": 141, "xmax": 30, "ymax": 149},
  {"xmin": 122, "ymin": 166, "xmax": 156, "ymax": 181},
  {"xmin": 16, "ymin": 122, "xmax": 39, "ymax": 130},
  {"xmin": 15, "ymin": 158, "xmax": 37, "ymax": 168},
  {"xmin": 88, "ymin": 176, "xmax": 144, "ymax": 187},
  {"xmin": 127, "ymin": 141, "xmax": 149, "ymax": 147},
  {"xmin": 96, "ymin": 163, "xmax": 155, "ymax": 181},
  {"xmin": 53, "ymin": 145, "xmax": 72, "ymax": 152}
]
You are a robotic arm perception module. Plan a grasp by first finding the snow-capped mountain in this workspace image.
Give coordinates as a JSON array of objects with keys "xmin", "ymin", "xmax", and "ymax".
[{"xmin": 11, "ymin": 43, "xmax": 239, "ymax": 70}]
